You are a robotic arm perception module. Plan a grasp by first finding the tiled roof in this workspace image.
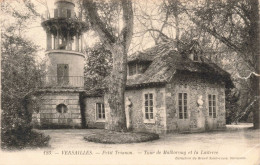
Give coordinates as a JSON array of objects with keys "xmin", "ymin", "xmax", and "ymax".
[
  {"xmin": 126, "ymin": 43, "xmax": 233, "ymax": 89},
  {"xmin": 127, "ymin": 43, "xmax": 177, "ymax": 62}
]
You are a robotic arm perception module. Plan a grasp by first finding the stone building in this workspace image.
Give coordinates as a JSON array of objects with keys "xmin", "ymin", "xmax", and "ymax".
[
  {"xmin": 33, "ymin": 0, "xmax": 233, "ymax": 133},
  {"xmin": 84, "ymin": 43, "xmax": 233, "ymax": 133}
]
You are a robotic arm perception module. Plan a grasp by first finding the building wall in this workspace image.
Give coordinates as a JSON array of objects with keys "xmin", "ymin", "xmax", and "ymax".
[
  {"xmin": 46, "ymin": 51, "xmax": 85, "ymax": 87},
  {"xmin": 165, "ymin": 73, "xmax": 226, "ymax": 133},
  {"xmin": 84, "ymin": 97, "xmax": 105, "ymax": 129},
  {"xmin": 32, "ymin": 92, "xmax": 81, "ymax": 127},
  {"xmin": 104, "ymin": 87, "xmax": 166, "ymax": 134}
]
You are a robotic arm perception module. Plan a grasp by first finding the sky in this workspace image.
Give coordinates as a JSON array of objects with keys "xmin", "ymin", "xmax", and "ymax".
[{"xmin": 2, "ymin": 0, "xmax": 177, "ymax": 61}]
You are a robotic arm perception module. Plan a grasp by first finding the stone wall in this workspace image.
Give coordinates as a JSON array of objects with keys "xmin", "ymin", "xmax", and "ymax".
[
  {"xmin": 165, "ymin": 73, "xmax": 226, "ymax": 133},
  {"xmin": 84, "ymin": 97, "xmax": 105, "ymax": 129},
  {"xmin": 32, "ymin": 92, "xmax": 81, "ymax": 127},
  {"xmin": 122, "ymin": 87, "xmax": 167, "ymax": 133}
]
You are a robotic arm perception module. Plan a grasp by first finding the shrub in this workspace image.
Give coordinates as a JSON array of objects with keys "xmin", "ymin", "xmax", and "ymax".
[
  {"xmin": 84, "ymin": 131, "xmax": 159, "ymax": 144},
  {"xmin": 1, "ymin": 114, "xmax": 50, "ymax": 150},
  {"xmin": 1, "ymin": 27, "xmax": 50, "ymax": 150}
]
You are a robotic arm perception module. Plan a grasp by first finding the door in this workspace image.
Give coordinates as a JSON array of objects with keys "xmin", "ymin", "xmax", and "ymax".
[{"xmin": 57, "ymin": 64, "xmax": 69, "ymax": 86}]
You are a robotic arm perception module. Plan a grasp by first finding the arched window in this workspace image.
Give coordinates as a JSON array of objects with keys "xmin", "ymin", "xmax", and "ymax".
[{"xmin": 56, "ymin": 104, "xmax": 68, "ymax": 113}]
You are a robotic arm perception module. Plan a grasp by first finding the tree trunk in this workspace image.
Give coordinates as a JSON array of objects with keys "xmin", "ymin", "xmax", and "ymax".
[
  {"xmin": 83, "ymin": 0, "xmax": 133, "ymax": 131},
  {"xmin": 105, "ymin": 44, "xmax": 127, "ymax": 131},
  {"xmin": 250, "ymin": 0, "xmax": 260, "ymax": 129}
]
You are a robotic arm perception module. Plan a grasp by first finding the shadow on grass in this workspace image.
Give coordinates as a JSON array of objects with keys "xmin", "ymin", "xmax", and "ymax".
[{"xmin": 84, "ymin": 131, "xmax": 159, "ymax": 144}]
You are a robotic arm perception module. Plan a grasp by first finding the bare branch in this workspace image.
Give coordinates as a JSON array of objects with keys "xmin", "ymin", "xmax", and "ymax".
[
  {"xmin": 120, "ymin": 0, "xmax": 133, "ymax": 51},
  {"xmin": 83, "ymin": 0, "xmax": 116, "ymax": 50}
]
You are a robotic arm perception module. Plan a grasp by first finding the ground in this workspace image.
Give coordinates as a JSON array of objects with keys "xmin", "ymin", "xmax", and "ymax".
[{"xmin": 1, "ymin": 123, "xmax": 259, "ymax": 165}]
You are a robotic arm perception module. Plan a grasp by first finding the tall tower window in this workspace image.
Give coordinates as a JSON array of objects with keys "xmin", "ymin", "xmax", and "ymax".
[
  {"xmin": 67, "ymin": 9, "xmax": 71, "ymax": 18},
  {"xmin": 57, "ymin": 64, "xmax": 69, "ymax": 85}
]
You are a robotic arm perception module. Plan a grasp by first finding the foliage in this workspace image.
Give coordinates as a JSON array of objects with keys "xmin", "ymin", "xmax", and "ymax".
[
  {"xmin": 187, "ymin": 0, "xmax": 259, "ymax": 126},
  {"xmin": 84, "ymin": 43, "xmax": 112, "ymax": 92},
  {"xmin": 1, "ymin": 1, "xmax": 50, "ymax": 150},
  {"xmin": 225, "ymin": 89, "xmax": 240, "ymax": 124},
  {"xmin": 1, "ymin": 30, "xmax": 50, "ymax": 150}
]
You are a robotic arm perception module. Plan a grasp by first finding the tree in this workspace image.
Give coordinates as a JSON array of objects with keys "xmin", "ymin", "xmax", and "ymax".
[
  {"xmin": 186, "ymin": 0, "xmax": 260, "ymax": 128},
  {"xmin": 159, "ymin": 0, "xmax": 259, "ymax": 128},
  {"xmin": 1, "ymin": 25, "xmax": 50, "ymax": 150},
  {"xmin": 84, "ymin": 43, "xmax": 112, "ymax": 92},
  {"xmin": 83, "ymin": 0, "xmax": 133, "ymax": 131},
  {"xmin": 133, "ymin": 0, "xmax": 259, "ymax": 126},
  {"xmin": 1, "ymin": 0, "xmax": 50, "ymax": 149}
]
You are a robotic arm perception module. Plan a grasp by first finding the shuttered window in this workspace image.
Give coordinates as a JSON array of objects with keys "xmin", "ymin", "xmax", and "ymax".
[
  {"xmin": 57, "ymin": 64, "xmax": 69, "ymax": 85},
  {"xmin": 67, "ymin": 9, "xmax": 71, "ymax": 18}
]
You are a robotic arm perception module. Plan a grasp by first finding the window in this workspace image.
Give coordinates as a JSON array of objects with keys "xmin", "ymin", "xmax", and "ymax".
[
  {"xmin": 193, "ymin": 54, "xmax": 199, "ymax": 61},
  {"xmin": 128, "ymin": 63, "xmax": 136, "ymax": 76},
  {"xmin": 96, "ymin": 103, "xmax": 105, "ymax": 120},
  {"xmin": 56, "ymin": 104, "xmax": 68, "ymax": 113},
  {"xmin": 67, "ymin": 9, "xmax": 71, "ymax": 18},
  {"xmin": 57, "ymin": 64, "xmax": 69, "ymax": 85},
  {"xmin": 208, "ymin": 94, "xmax": 217, "ymax": 118},
  {"xmin": 144, "ymin": 93, "xmax": 154, "ymax": 120},
  {"xmin": 178, "ymin": 93, "xmax": 188, "ymax": 119},
  {"xmin": 137, "ymin": 63, "xmax": 149, "ymax": 74}
]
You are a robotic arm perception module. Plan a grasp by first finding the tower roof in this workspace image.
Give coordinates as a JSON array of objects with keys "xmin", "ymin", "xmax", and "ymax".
[{"xmin": 54, "ymin": 0, "xmax": 75, "ymax": 5}]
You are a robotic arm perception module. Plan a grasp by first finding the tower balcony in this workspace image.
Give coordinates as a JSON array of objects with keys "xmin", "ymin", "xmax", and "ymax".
[
  {"xmin": 42, "ymin": 76, "xmax": 84, "ymax": 88},
  {"xmin": 41, "ymin": 8, "xmax": 80, "ymax": 21}
]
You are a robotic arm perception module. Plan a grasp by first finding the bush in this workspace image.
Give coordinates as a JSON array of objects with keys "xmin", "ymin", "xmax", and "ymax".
[
  {"xmin": 84, "ymin": 131, "xmax": 159, "ymax": 144},
  {"xmin": 1, "ymin": 115, "xmax": 50, "ymax": 150},
  {"xmin": 1, "ymin": 27, "xmax": 50, "ymax": 150},
  {"xmin": 1, "ymin": 129, "xmax": 50, "ymax": 150}
]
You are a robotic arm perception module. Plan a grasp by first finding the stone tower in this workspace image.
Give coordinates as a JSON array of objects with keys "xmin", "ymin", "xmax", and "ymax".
[{"xmin": 34, "ymin": 0, "xmax": 88, "ymax": 127}]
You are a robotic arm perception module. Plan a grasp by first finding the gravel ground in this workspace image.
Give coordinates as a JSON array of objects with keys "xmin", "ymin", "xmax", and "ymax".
[{"xmin": 1, "ymin": 123, "xmax": 259, "ymax": 165}]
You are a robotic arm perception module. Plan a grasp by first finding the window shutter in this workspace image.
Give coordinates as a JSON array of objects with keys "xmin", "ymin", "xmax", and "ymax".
[
  {"xmin": 54, "ymin": 9, "xmax": 58, "ymax": 18},
  {"xmin": 57, "ymin": 64, "xmax": 69, "ymax": 85}
]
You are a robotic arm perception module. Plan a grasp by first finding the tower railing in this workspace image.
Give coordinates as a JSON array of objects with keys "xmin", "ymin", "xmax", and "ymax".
[
  {"xmin": 42, "ymin": 76, "xmax": 84, "ymax": 88},
  {"xmin": 41, "ymin": 9, "xmax": 82, "ymax": 21}
]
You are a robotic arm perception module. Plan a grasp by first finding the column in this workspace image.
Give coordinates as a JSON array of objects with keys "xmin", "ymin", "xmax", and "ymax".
[
  {"xmin": 80, "ymin": 35, "xmax": 83, "ymax": 52},
  {"xmin": 46, "ymin": 32, "xmax": 52, "ymax": 50},
  {"xmin": 75, "ymin": 33, "xmax": 79, "ymax": 51},
  {"xmin": 55, "ymin": 30, "xmax": 59, "ymax": 49}
]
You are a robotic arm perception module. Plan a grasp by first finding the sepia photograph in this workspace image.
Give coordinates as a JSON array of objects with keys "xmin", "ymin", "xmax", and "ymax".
[{"xmin": 0, "ymin": 0, "xmax": 259, "ymax": 164}]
